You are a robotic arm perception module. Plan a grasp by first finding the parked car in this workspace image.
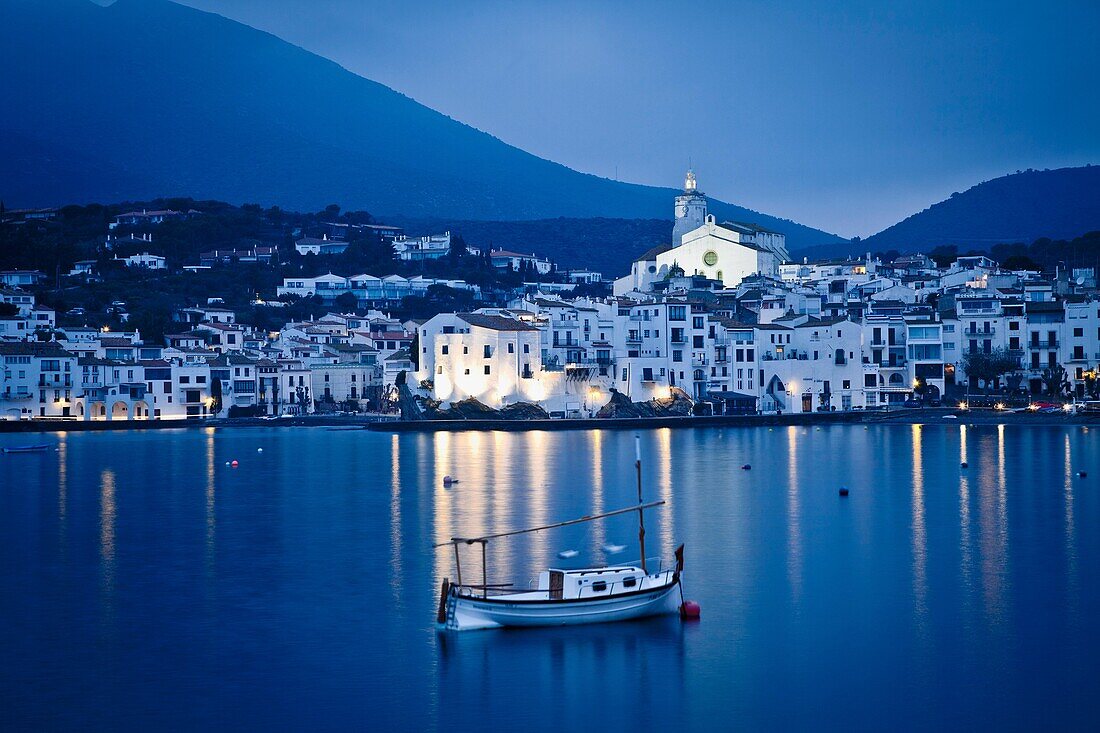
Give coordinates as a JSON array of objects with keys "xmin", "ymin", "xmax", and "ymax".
[{"xmin": 903, "ymin": 398, "xmax": 922, "ymax": 408}]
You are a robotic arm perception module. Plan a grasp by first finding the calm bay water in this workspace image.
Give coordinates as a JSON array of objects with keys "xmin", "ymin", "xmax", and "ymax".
[{"xmin": 2, "ymin": 424, "xmax": 1098, "ymax": 731}]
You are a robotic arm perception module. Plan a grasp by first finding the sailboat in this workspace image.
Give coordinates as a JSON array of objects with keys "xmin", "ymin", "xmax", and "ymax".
[{"xmin": 435, "ymin": 436, "xmax": 686, "ymax": 631}]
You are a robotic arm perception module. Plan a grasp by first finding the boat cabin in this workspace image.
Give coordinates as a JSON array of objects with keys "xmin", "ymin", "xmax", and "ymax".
[{"xmin": 537, "ymin": 566, "xmax": 645, "ymax": 600}]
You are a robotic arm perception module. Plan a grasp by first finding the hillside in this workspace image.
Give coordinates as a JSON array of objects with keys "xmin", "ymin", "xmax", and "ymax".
[
  {"xmin": 392, "ymin": 217, "xmax": 674, "ymax": 275},
  {"xmin": 864, "ymin": 166, "xmax": 1100, "ymax": 251},
  {"xmin": 0, "ymin": 0, "xmax": 843, "ymax": 270}
]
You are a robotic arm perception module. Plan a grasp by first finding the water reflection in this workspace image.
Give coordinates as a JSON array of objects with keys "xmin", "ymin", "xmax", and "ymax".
[
  {"xmin": 786, "ymin": 426, "xmax": 801, "ymax": 603},
  {"xmin": 205, "ymin": 428, "xmax": 216, "ymax": 572},
  {"xmin": 976, "ymin": 426, "xmax": 1009, "ymax": 630},
  {"xmin": 1063, "ymin": 433, "xmax": 1078, "ymax": 623},
  {"xmin": 958, "ymin": 426, "xmax": 973, "ymax": 603},
  {"xmin": 655, "ymin": 428, "xmax": 673, "ymax": 557},
  {"xmin": 390, "ymin": 433, "xmax": 403, "ymax": 602},
  {"xmin": 57, "ymin": 433, "xmax": 68, "ymax": 550},
  {"xmin": 436, "ymin": 616, "xmax": 686, "ymax": 728},
  {"xmin": 99, "ymin": 467, "xmax": 117, "ymax": 625},
  {"xmin": 911, "ymin": 425, "xmax": 927, "ymax": 623}
]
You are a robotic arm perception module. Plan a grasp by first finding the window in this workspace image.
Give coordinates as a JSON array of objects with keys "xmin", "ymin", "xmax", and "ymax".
[
  {"xmin": 437, "ymin": 366, "xmax": 442, "ymax": 374},
  {"xmin": 441, "ymin": 345, "xmax": 449, "ymax": 355},
  {"xmin": 693, "ymin": 335, "xmax": 704, "ymax": 348},
  {"xmin": 508, "ymin": 343, "xmax": 514, "ymax": 354},
  {"xmin": 180, "ymin": 376, "xmax": 190, "ymax": 384},
  {"xmin": 672, "ymin": 350, "xmax": 683, "ymax": 363},
  {"xmin": 484, "ymin": 365, "xmax": 491, "ymax": 375},
  {"xmin": 591, "ymin": 581, "xmax": 607, "ymax": 593},
  {"xmin": 693, "ymin": 316, "xmax": 704, "ymax": 329},
  {"xmin": 669, "ymin": 306, "xmax": 686, "ymax": 321},
  {"xmin": 1074, "ymin": 328, "xmax": 1084, "ymax": 338},
  {"xmin": 483, "ymin": 345, "xmax": 491, "ymax": 358},
  {"xmin": 523, "ymin": 344, "xmax": 530, "ymax": 354}
]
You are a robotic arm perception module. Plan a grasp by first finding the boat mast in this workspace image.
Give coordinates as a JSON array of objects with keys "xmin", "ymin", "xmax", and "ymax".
[{"xmin": 636, "ymin": 435, "xmax": 647, "ymax": 573}]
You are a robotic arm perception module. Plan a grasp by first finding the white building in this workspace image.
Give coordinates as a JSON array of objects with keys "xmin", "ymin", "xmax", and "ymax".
[
  {"xmin": 117, "ymin": 252, "xmax": 166, "ymax": 270},
  {"xmin": 615, "ymin": 173, "xmax": 788, "ymax": 295},
  {"xmin": 393, "ymin": 232, "xmax": 451, "ymax": 261}
]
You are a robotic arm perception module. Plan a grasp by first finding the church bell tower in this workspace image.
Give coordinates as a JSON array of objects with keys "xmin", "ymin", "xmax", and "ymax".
[{"xmin": 672, "ymin": 170, "xmax": 707, "ymax": 245}]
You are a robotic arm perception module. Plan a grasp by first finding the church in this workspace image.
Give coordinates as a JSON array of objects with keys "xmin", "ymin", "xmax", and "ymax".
[{"xmin": 613, "ymin": 172, "xmax": 790, "ymax": 296}]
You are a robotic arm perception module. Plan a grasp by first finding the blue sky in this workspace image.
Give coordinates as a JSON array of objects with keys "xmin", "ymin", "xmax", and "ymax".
[{"xmin": 170, "ymin": 0, "xmax": 1099, "ymax": 237}]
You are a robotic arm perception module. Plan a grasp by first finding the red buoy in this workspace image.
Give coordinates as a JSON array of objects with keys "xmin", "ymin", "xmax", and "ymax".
[
  {"xmin": 231, "ymin": 460, "xmax": 239, "ymax": 467},
  {"xmin": 680, "ymin": 600, "xmax": 701, "ymax": 620}
]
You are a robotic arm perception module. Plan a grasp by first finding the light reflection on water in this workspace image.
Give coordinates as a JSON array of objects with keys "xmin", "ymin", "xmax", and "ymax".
[{"xmin": 1, "ymin": 424, "xmax": 1097, "ymax": 730}]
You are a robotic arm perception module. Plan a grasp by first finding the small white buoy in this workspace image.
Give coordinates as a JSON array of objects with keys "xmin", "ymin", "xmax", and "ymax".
[
  {"xmin": 557, "ymin": 549, "xmax": 579, "ymax": 559},
  {"xmin": 602, "ymin": 544, "xmax": 626, "ymax": 554},
  {"xmin": 257, "ymin": 447, "xmax": 263, "ymax": 453},
  {"xmin": 225, "ymin": 461, "xmax": 230, "ymax": 466}
]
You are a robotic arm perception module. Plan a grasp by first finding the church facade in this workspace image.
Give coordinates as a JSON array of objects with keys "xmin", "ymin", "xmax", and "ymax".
[{"xmin": 613, "ymin": 172, "xmax": 790, "ymax": 296}]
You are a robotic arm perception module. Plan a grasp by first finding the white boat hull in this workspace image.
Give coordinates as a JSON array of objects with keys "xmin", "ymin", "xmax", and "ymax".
[{"xmin": 443, "ymin": 579, "xmax": 682, "ymax": 631}]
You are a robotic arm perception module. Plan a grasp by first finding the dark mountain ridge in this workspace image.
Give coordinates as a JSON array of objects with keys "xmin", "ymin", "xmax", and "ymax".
[
  {"xmin": 864, "ymin": 166, "xmax": 1100, "ymax": 251},
  {"xmin": 0, "ymin": 0, "xmax": 843, "ymax": 265}
]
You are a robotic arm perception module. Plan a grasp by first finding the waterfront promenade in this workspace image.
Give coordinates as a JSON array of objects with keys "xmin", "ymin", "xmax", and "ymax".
[{"xmin": 3, "ymin": 408, "xmax": 1098, "ymax": 434}]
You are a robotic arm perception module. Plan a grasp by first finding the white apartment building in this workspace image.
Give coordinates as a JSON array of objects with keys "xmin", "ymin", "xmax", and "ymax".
[{"xmin": 393, "ymin": 232, "xmax": 451, "ymax": 261}]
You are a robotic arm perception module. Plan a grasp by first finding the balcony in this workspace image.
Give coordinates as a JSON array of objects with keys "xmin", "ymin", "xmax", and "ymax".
[
  {"xmin": 1, "ymin": 390, "xmax": 33, "ymax": 401},
  {"xmin": 964, "ymin": 328, "xmax": 996, "ymax": 337},
  {"xmin": 629, "ymin": 313, "xmax": 651, "ymax": 322},
  {"xmin": 1028, "ymin": 341, "xmax": 1059, "ymax": 349}
]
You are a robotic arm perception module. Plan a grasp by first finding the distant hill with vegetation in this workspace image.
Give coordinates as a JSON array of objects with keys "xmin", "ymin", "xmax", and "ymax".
[
  {"xmin": 864, "ymin": 166, "xmax": 1100, "ymax": 251},
  {"xmin": 0, "ymin": 0, "xmax": 844, "ymax": 273},
  {"xmin": 392, "ymin": 217, "xmax": 674, "ymax": 276}
]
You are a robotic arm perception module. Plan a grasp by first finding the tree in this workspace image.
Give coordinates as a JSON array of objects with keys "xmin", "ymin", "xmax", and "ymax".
[
  {"xmin": 1083, "ymin": 370, "xmax": 1100, "ymax": 400},
  {"xmin": 0, "ymin": 302, "xmax": 18, "ymax": 317},
  {"xmin": 408, "ymin": 332, "xmax": 419, "ymax": 371},
  {"xmin": 334, "ymin": 291, "xmax": 358, "ymax": 312},
  {"xmin": 1041, "ymin": 364, "xmax": 1071, "ymax": 399},
  {"xmin": 1002, "ymin": 254, "xmax": 1042, "ymax": 271},
  {"xmin": 960, "ymin": 347, "xmax": 1019, "ymax": 392},
  {"xmin": 210, "ymin": 378, "xmax": 223, "ymax": 415},
  {"xmin": 928, "ymin": 245, "xmax": 958, "ymax": 268}
]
